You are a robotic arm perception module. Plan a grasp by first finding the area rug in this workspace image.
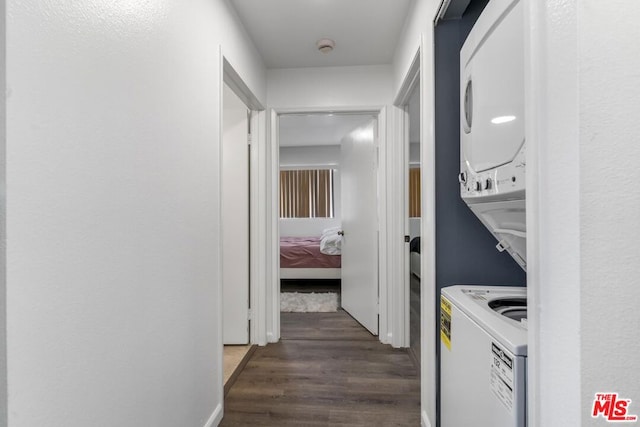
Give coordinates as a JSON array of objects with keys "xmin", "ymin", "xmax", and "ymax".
[{"xmin": 280, "ymin": 292, "xmax": 339, "ymax": 312}]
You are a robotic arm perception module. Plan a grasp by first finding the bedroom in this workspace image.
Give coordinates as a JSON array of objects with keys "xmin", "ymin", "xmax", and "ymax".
[{"xmin": 278, "ymin": 113, "xmax": 378, "ymax": 328}]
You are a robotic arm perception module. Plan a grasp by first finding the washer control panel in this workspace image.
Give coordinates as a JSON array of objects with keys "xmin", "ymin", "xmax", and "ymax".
[{"xmin": 460, "ymin": 144, "xmax": 526, "ymax": 202}]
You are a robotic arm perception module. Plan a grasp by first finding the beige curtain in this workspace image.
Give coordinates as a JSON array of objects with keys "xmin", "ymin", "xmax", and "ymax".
[
  {"xmin": 280, "ymin": 169, "xmax": 333, "ymax": 218},
  {"xmin": 409, "ymin": 167, "xmax": 421, "ymax": 218}
]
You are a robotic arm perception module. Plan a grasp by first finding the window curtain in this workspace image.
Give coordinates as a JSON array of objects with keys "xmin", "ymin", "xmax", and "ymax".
[
  {"xmin": 280, "ymin": 169, "xmax": 333, "ymax": 218},
  {"xmin": 409, "ymin": 167, "xmax": 421, "ymax": 218}
]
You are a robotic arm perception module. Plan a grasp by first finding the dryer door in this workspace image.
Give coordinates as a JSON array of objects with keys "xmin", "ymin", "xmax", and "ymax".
[{"xmin": 460, "ymin": 0, "xmax": 524, "ymax": 173}]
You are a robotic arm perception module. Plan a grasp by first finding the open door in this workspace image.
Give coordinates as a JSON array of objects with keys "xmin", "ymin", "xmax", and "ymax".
[{"xmin": 340, "ymin": 120, "xmax": 379, "ymax": 335}]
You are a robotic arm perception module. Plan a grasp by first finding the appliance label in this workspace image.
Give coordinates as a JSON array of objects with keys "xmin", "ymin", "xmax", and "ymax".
[
  {"xmin": 490, "ymin": 342, "xmax": 514, "ymax": 412},
  {"xmin": 440, "ymin": 296, "xmax": 452, "ymax": 350}
]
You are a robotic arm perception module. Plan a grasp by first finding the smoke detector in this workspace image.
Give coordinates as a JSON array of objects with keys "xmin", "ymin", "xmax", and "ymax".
[{"xmin": 316, "ymin": 38, "xmax": 336, "ymax": 54}]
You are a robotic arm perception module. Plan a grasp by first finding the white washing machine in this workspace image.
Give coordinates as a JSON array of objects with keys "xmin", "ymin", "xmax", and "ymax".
[{"xmin": 440, "ymin": 285, "xmax": 527, "ymax": 427}]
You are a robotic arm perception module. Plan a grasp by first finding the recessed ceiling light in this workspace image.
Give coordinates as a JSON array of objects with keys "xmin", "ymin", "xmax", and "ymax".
[{"xmin": 316, "ymin": 38, "xmax": 336, "ymax": 54}]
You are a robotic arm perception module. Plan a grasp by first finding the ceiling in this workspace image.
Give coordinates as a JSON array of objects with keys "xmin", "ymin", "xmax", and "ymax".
[
  {"xmin": 229, "ymin": 0, "xmax": 414, "ymax": 69},
  {"xmin": 279, "ymin": 114, "xmax": 374, "ymax": 147}
]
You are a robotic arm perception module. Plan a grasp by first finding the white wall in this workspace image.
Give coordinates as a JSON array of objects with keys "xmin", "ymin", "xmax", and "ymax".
[
  {"xmin": 0, "ymin": 1, "xmax": 6, "ymax": 423},
  {"xmin": 579, "ymin": 3, "xmax": 640, "ymax": 422},
  {"xmin": 267, "ymin": 65, "xmax": 393, "ymax": 108},
  {"xmin": 529, "ymin": 1, "xmax": 640, "ymax": 426},
  {"xmin": 391, "ymin": 1, "xmax": 439, "ymax": 425},
  {"xmin": 5, "ymin": 1, "xmax": 265, "ymax": 426},
  {"xmin": 392, "ymin": 0, "xmax": 439, "ymax": 95},
  {"xmin": 279, "ymin": 145, "xmax": 340, "ymax": 168}
]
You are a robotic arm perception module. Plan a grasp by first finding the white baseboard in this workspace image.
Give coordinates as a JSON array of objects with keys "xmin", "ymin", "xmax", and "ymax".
[
  {"xmin": 380, "ymin": 332, "xmax": 392, "ymax": 345},
  {"xmin": 421, "ymin": 410, "xmax": 432, "ymax": 427},
  {"xmin": 205, "ymin": 403, "xmax": 223, "ymax": 427}
]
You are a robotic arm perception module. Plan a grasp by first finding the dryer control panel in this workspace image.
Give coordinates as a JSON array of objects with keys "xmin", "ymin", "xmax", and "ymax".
[{"xmin": 460, "ymin": 143, "xmax": 525, "ymax": 203}]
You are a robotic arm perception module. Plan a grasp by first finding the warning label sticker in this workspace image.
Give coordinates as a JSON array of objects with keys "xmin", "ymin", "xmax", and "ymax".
[
  {"xmin": 490, "ymin": 342, "xmax": 514, "ymax": 412},
  {"xmin": 440, "ymin": 295, "xmax": 452, "ymax": 351}
]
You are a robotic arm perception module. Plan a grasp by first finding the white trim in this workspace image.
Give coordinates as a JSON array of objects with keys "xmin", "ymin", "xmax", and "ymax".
[
  {"xmin": 392, "ymin": 46, "xmax": 421, "ymax": 350},
  {"xmin": 280, "ymin": 268, "xmax": 341, "ymax": 280},
  {"xmin": 204, "ymin": 403, "xmax": 223, "ymax": 427},
  {"xmin": 394, "ymin": 47, "xmax": 421, "ymax": 106},
  {"xmin": 385, "ymin": 105, "xmax": 407, "ymax": 349},
  {"xmin": 222, "ymin": 58, "xmax": 264, "ymax": 111},
  {"xmin": 524, "ymin": 4, "xmax": 540, "ymax": 425},
  {"xmin": 377, "ymin": 107, "xmax": 389, "ymax": 344},
  {"xmin": 273, "ymin": 106, "xmax": 385, "ymax": 115},
  {"xmin": 267, "ymin": 109, "xmax": 280, "ymax": 343},
  {"xmin": 421, "ymin": 29, "xmax": 437, "ymax": 426},
  {"xmin": 218, "ymin": 52, "xmax": 268, "ymax": 427},
  {"xmin": 526, "ymin": 0, "xmax": 582, "ymax": 425},
  {"xmin": 250, "ymin": 109, "xmax": 268, "ymax": 346},
  {"xmin": 279, "ymin": 164, "xmax": 339, "ymax": 170},
  {"xmin": 215, "ymin": 45, "xmax": 225, "ymax": 423},
  {"xmin": 267, "ymin": 106, "xmax": 389, "ymax": 345},
  {"xmin": 221, "ymin": 55, "xmax": 268, "ymax": 348},
  {"xmin": 421, "ymin": 410, "xmax": 433, "ymax": 427}
]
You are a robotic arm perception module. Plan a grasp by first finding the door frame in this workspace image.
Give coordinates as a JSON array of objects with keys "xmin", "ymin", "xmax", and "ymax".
[
  {"xmin": 217, "ymin": 48, "xmax": 267, "ymax": 403},
  {"xmin": 220, "ymin": 54, "xmax": 268, "ymax": 346},
  {"xmin": 266, "ymin": 106, "xmax": 390, "ymax": 344},
  {"xmin": 393, "ymin": 50, "xmax": 421, "ymax": 351},
  {"xmin": 393, "ymin": 37, "xmax": 437, "ymax": 426}
]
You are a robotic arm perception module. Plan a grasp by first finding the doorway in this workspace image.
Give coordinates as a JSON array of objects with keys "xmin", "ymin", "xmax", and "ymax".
[
  {"xmin": 218, "ymin": 56, "xmax": 266, "ymax": 400},
  {"xmin": 405, "ymin": 83, "xmax": 422, "ymax": 369},
  {"xmin": 221, "ymin": 81, "xmax": 253, "ymax": 393},
  {"xmin": 275, "ymin": 112, "xmax": 380, "ymax": 337}
]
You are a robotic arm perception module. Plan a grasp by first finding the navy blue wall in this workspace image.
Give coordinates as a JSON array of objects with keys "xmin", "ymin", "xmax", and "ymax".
[{"xmin": 434, "ymin": 1, "xmax": 526, "ymax": 424}]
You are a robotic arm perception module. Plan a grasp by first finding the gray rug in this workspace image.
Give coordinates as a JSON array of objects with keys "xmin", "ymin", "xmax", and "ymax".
[{"xmin": 280, "ymin": 292, "xmax": 339, "ymax": 312}]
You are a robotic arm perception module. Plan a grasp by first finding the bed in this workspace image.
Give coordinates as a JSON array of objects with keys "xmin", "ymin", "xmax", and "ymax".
[{"xmin": 280, "ymin": 236, "xmax": 341, "ymax": 279}]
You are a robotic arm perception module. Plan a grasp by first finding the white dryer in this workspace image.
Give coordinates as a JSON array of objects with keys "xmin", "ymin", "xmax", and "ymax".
[
  {"xmin": 440, "ymin": 285, "xmax": 527, "ymax": 427},
  {"xmin": 459, "ymin": 0, "xmax": 526, "ymax": 270}
]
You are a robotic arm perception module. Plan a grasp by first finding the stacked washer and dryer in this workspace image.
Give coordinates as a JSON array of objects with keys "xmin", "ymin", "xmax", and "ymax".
[{"xmin": 440, "ymin": 0, "xmax": 528, "ymax": 426}]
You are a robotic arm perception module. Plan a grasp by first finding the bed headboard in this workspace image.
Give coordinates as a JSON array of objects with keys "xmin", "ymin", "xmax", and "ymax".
[{"xmin": 279, "ymin": 218, "xmax": 341, "ymax": 237}]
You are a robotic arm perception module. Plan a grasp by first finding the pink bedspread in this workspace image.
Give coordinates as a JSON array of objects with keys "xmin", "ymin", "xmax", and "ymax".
[{"xmin": 280, "ymin": 237, "xmax": 341, "ymax": 268}]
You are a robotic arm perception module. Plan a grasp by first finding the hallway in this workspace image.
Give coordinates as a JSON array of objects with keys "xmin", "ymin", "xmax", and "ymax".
[{"xmin": 221, "ymin": 311, "xmax": 420, "ymax": 426}]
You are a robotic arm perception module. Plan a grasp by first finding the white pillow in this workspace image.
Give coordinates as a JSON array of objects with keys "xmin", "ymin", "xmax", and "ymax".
[
  {"xmin": 320, "ymin": 233, "xmax": 342, "ymax": 255},
  {"xmin": 321, "ymin": 226, "xmax": 341, "ymax": 239}
]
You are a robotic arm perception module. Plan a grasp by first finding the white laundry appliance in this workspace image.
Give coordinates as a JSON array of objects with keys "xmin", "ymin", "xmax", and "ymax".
[
  {"xmin": 441, "ymin": 0, "xmax": 528, "ymax": 426},
  {"xmin": 440, "ymin": 286, "xmax": 527, "ymax": 427},
  {"xmin": 459, "ymin": 0, "xmax": 526, "ymax": 270}
]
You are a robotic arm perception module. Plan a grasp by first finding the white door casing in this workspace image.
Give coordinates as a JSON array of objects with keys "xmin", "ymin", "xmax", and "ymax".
[
  {"xmin": 222, "ymin": 83, "xmax": 250, "ymax": 344},
  {"xmin": 340, "ymin": 119, "xmax": 379, "ymax": 335}
]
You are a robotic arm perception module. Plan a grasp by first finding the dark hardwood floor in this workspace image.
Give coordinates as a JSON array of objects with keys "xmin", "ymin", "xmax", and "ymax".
[{"xmin": 221, "ymin": 310, "xmax": 421, "ymax": 426}]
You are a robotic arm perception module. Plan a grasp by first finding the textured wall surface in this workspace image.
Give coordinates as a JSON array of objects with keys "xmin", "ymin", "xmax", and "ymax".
[
  {"xmin": 5, "ymin": 1, "xmax": 265, "ymax": 426},
  {"xmin": 579, "ymin": 0, "xmax": 640, "ymax": 424}
]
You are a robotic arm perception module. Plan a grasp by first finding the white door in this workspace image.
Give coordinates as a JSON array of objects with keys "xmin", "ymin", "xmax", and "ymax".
[
  {"xmin": 222, "ymin": 83, "xmax": 249, "ymax": 344},
  {"xmin": 340, "ymin": 120, "xmax": 379, "ymax": 335}
]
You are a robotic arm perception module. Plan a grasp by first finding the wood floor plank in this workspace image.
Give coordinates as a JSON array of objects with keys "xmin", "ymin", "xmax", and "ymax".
[
  {"xmin": 221, "ymin": 311, "xmax": 421, "ymax": 426},
  {"xmin": 281, "ymin": 311, "xmax": 377, "ymax": 341}
]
